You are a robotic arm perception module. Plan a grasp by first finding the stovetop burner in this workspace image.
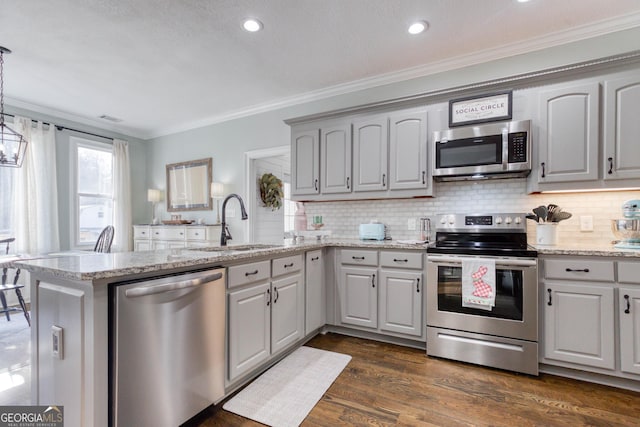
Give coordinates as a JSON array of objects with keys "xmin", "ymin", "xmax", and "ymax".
[{"xmin": 427, "ymin": 213, "xmax": 538, "ymax": 257}]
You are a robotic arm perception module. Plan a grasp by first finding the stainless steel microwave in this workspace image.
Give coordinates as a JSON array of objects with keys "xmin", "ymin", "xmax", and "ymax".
[{"xmin": 432, "ymin": 119, "xmax": 531, "ymax": 181}]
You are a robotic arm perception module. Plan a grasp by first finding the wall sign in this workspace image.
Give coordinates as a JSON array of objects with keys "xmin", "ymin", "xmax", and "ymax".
[{"xmin": 449, "ymin": 91, "xmax": 512, "ymax": 127}]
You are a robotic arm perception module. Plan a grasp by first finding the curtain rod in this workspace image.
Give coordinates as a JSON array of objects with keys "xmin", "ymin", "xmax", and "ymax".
[{"xmin": 1, "ymin": 112, "xmax": 114, "ymax": 142}]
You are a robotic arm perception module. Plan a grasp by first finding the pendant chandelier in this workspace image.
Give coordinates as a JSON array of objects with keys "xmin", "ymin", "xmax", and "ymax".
[{"xmin": 0, "ymin": 46, "xmax": 28, "ymax": 168}]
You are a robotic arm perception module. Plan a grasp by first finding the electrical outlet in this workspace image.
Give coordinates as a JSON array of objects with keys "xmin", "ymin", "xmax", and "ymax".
[
  {"xmin": 407, "ymin": 218, "xmax": 416, "ymax": 230},
  {"xmin": 580, "ymin": 215, "xmax": 594, "ymax": 232}
]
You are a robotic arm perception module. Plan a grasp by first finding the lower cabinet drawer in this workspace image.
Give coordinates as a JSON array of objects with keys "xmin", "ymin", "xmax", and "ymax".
[
  {"xmin": 272, "ymin": 254, "xmax": 302, "ymax": 277},
  {"xmin": 228, "ymin": 261, "xmax": 271, "ymax": 288},
  {"xmin": 340, "ymin": 249, "xmax": 378, "ymax": 266},
  {"xmin": 544, "ymin": 259, "xmax": 614, "ymax": 282},
  {"xmin": 186, "ymin": 227, "xmax": 208, "ymax": 241},
  {"xmin": 618, "ymin": 262, "xmax": 640, "ymax": 284},
  {"xmin": 379, "ymin": 251, "xmax": 423, "ymax": 269},
  {"xmin": 151, "ymin": 227, "xmax": 186, "ymax": 240}
]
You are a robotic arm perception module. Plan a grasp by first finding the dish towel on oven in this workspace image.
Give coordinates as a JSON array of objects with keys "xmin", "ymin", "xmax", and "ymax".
[{"xmin": 462, "ymin": 258, "xmax": 496, "ymax": 311}]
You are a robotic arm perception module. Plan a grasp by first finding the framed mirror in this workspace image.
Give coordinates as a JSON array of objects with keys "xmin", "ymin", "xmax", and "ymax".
[{"xmin": 166, "ymin": 157, "xmax": 212, "ymax": 212}]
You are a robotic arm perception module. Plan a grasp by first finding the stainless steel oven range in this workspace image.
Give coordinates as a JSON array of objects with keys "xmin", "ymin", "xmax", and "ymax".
[{"xmin": 426, "ymin": 213, "xmax": 539, "ymax": 375}]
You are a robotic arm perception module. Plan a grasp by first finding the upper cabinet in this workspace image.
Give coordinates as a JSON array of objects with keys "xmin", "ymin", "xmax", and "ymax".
[
  {"xmin": 388, "ymin": 108, "xmax": 429, "ymax": 191},
  {"xmin": 291, "ymin": 127, "xmax": 320, "ymax": 196},
  {"xmin": 320, "ymin": 121, "xmax": 352, "ymax": 194},
  {"xmin": 289, "ymin": 106, "xmax": 433, "ymax": 201},
  {"xmin": 353, "ymin": 116, "xmax": 388, "ymax": 192},
  {"xmin": 603, "ymin": 75, "xmax": 640, "ymax": 180},
  {"xmin": 537, "ymin": 82, "xmax": 600, "ymax": 184},
  {"xmin": 529, "ymin": 70, "xmax": 640, "ymax": 193}
]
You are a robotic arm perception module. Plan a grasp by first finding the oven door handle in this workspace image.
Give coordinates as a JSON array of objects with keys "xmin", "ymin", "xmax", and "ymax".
[{"xmin": 427, "ymin": 255, "xmax": 537, "ymax": 268}]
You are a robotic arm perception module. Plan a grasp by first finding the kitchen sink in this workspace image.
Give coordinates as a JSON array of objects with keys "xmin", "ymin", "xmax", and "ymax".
[{"xmin": 192, "ymin": 243, "xmax": 282, "ymax": 252}]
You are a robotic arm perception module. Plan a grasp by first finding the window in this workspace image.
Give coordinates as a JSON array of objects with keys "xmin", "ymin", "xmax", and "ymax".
[
  {"xmin": 71, "ymin": 138, "xmax": 113, "ymax": 248},
  {"xmin": 0, "ymin": 167, "xmax": 16, "ymax": 237},
  {"xmin": 283, "ymin": 180, "xmax": 296, "ymax": 235}
]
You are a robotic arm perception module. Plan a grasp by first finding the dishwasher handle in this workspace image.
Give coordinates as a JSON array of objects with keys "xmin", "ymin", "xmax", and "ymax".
[{"xmin": 125, "ymin": 272, "xmax": 223, "ymax": 298}]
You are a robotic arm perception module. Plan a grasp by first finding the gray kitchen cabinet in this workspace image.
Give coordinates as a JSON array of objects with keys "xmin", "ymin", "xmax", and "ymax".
[
  {"xmin": 543, "ymin": 282, "xmax": 615, "ymax": 370},
  {"xmin": 339, "ymin": 265, "xmax": 378, "ymax": 329},
  {"xmin": 619, "ymin": 287, "xmax": 640, "ymax": 376},
  {"xmin": 291, "ymin": 127, "xmax": 320, "ymax": 196},
  {"xmin": 353, "ymin": 116, "xmax": 388, "ymax": 192},
  {"xmin": 228, "ymin": 281, "xmax": 271, "ymax": 381},
  {"xmin": 227, "ymin": 255, "xmax": 305, "ymax": 383},
  {"xmin": 305, "ymin": 250, "xmax": 325, "ymax": 334},
  {"xmin": 603, "ymin": 74, "xmax": 640, "ymax": 180},
  {"xmin": 379, "ymin": 269, "xmax": 422, "ymax": 337},
  {"xmin": 320, "ymin": 120, "xmax": 352, "ymax": 194},
  {"xmin": 388, "ymin": 108, "xmax": 429, "ymax": 191},
  {"xmin": 537, "ymin": 81, "xmax": 600, "ymax": 184}
]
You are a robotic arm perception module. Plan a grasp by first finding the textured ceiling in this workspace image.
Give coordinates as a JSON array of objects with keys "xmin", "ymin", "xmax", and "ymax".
[{"xmin": 2, "ymin": 0, "xmax": 640, "ymax": 139}]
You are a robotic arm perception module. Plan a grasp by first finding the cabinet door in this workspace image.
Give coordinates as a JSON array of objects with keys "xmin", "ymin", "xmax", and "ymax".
[
  {"xmin": 543, "ymin": 282, "xmax": 615, "ymax": 370},
  {"xmin": 537, "ymin": 82, "xmax": 599, "ymax": 183},
  {"xmin": 620, "ymin": 287, "xmax": 640, "ymax": 375},
  {"xmin": 320, "ymin": 122, "xmax": 352, "ymax": 194},
  {"xmin": 389, "ymin": 109, "xmax": 429, "ymax": 190},
  {"xmin": 338, "ymin": 266, "xmax": 377, "ymax": 329},
  {"xmin": 353, "ymin": 116, "xmax": 388, "ymax": 192},
  {"xmin": 271, "ymin": 273, "xmax": 304, "ymax": 354},
  {"xmin": 228, "ymin": 282, "xmax": 271, "ymax": 381},
  {"xmin": 291, "ymin": 127, "xmax": 320, "ymax": 195},
  {"xmin": 305, "ymin": 250, "xmax": 325, "ymax": 334},
  {"xmin": 379, "ymin": 269, "xmax": 423, "ymax": 337},
  {"xmin": 604, "ymin": 76, "xmax": 640, "ymax": 180}
]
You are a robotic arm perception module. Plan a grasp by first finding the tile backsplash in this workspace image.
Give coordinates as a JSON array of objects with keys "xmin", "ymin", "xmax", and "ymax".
[{"xmin": 302, "ymin": 179, "xmax": 640, "ymax": 246}]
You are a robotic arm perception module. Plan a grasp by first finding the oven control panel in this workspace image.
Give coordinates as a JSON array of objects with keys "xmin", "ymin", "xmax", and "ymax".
[{"xmin": 436, "ymin": 213, "xmax": 526, "ymax": 231}]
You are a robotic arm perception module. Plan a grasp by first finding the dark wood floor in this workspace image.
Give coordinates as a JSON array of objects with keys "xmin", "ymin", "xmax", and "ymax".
[{"xmin": 194, "ymin": 333, "xmax": 640, "ymax": 426}]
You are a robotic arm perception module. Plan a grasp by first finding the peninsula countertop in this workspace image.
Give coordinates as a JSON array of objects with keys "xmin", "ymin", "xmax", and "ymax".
[{"xmin": 13, "ymin": 239, "xmax": 640, "ymax": 282}]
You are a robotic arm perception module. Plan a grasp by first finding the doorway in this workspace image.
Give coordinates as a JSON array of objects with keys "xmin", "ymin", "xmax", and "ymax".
[{"xmin": 244, "ymin": 146, "xmax": 291, "ymax": 243}]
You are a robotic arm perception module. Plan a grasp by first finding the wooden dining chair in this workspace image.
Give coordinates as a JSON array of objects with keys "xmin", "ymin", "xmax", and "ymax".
[
  {"xmin": 0, "ymin": 237, "xmax": 31, "ymax": 326},
  {"xmin": 94, "ymin": 225, "xmax": 115, "ymax": 253}
]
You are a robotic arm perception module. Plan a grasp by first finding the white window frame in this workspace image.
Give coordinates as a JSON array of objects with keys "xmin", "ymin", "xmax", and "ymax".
[{"xmin": 69, "ymin": 136, "xmax": 114, "ymax": 249}]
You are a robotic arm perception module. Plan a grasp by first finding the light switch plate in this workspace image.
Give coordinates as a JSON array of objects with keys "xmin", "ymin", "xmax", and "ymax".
[
  {"xmin": 580, "ymin": 215, "xmax": 594, "ymax": 232},
  {"xmin": 407, "ymin": 218, "xmax": 416, "ymax": 230},
  {"xmin": 52, "ymin": 325, "xmax": 64, "ymax": 360}
]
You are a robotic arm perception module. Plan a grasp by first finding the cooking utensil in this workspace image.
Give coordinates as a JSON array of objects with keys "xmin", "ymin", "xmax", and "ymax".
[
  {"xmin": 526, "ymin": 213, "xmax": 539, "ymax": 223},
  {"xmin": 546, "ymin": 204, "xmax": 559, "ymax": 222},
  {"xmin": 533, "ymin": 206, "xmax": 548, "ymax": 222},
  {"xmin": 551, "ymin": 211, "xmax": 572, "ymax": 222}
]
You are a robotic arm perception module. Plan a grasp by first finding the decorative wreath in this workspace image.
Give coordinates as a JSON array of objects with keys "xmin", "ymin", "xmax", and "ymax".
[{"xmin": 259, "ymin": 173, "xmax": 284, "ymax": 210}]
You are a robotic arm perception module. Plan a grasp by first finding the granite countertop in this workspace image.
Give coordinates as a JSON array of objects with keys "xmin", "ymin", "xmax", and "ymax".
[
  {"xmin": 13, "ymin": 238, "xmax": 640, "ymax": 282},
  {"xmin": 13, "ymin": 238, "xmax": 429, "ymax": 281}
]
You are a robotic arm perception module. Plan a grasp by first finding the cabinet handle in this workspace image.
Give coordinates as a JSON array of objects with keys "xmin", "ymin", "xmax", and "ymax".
[
  {"xmin": 284, "ymin": 263, "xmax": 294, "ymax": 268},
  {"xmin": 311, "ymin": 256, "xmax": 319, "ymax": 261},
  {"xmin": 608, "ymin": 157, "xmax": 613, "ymax": 174},
  {"xmin": 266, "ymin": 289, "xmax": 271, "ymax": 306},
  {"xmin": 565, "ymin": 268, "xmax": 589, "ymax": 273},
  {"xmin": 274, "ymin": 287, "xmax": 279, "ymax": 304},
  {"xmin": 422, "ymin": 171, "xmax": 426, "ymax": 184},
  {"xmin": 541, "ymin": 162, "xmax": 546, "ymax": 178},
  {"xmin": 382, "ymin": 174, "xmax": 386, "ymax": 187},
  {"xmin": 346, "ymin": 177, "xmax": 350, "ymax": 189},
  {"xmin": 245, "ymin": 270, "xmax": 259, "ymax": 276},
  {"xmin": 624, "ymin": 294, "xmax": 631, "ymax": 314},
  {"xmin": 372, "ymin": 273, "xmax": 376, "ymax": 288},
  {"xmin": 393, "ymin": 258, "xmax": 408, "ymax": 263},
  {"xmin": 416, "ymin": 277, "xmax": 420, "ymax": 293},
  {"xmin": 180, "ymin": 232, "xmax": 184, "ymax": 235},
  {"xmin": 314, "ymin": 178, "xmax": 318, "ymax": 192},
  {"xmin": 547, "ymin": 288, "xmax": 552, "ymax": 306},
  {"xmin": 194, "ymin": 233, "xmax": 199, "ymax": 236},
  {"xmin": 352, "ymin": 256, "xmax": 365, "ymax": 260}
]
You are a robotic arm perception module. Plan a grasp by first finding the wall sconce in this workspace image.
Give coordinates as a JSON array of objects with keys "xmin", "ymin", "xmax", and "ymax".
[
  {"xmin": 147, "ymin": 189, "xmax": 162, "ymax": 225},
  {"xmin": 211, "ymin": 182, "xmax": 225, "ymax": 224}
]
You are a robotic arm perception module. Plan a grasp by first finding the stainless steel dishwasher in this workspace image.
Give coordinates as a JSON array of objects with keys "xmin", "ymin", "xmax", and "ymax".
[{"xmin": 111, "ymin": 267, "xmax": 225, "ymax": 427}]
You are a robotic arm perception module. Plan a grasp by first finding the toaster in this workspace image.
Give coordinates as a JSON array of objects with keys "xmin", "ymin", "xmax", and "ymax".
[{"xmin": 359, "ymin": 223, "xmax": 385, "ymax": 241}]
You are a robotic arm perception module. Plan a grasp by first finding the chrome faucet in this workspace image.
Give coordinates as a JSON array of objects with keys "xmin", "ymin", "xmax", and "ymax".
[{"xmin": 220, "ymin": 193, "xmax": 249, "ymax": 246}]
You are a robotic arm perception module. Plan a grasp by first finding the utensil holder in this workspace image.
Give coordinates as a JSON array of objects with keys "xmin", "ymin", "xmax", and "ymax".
[{"xmin": 536, "ymin": 223, "xmax": 558, "ymax": 246}]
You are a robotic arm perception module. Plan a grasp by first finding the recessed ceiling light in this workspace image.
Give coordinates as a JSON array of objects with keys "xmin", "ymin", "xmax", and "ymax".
[
  {"xmin": 243, "ymin": 18, "xmax": 263, "ymax": 32},
  {"xmin": 408, "ymin": 21, "xmax": 428, "ymax": 35}
]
